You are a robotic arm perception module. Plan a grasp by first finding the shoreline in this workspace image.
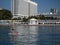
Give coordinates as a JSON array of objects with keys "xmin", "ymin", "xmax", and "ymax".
[
  {"xmin": 14, "ymin": 24, "xmax": 60, "ymax": 26},
  {"xmin": 0, "ymin": 23, "xmax": 60, "ymax": 26},
  {"xmin": 0, "ymin": 23, "xmax": 13, "ymax": 26}
]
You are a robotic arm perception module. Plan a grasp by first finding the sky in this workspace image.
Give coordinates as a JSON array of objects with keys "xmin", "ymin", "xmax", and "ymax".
[
  {"xmin": 0, "ymin": 0, "xmax": 11, "ymax": 10},
  {"xmin": 0, "ymin": 0, "xmax": 60, "ymax": 14},
  {"xmin": 32, "ymin": 0, "xmax": 60, "ymax": 14}
]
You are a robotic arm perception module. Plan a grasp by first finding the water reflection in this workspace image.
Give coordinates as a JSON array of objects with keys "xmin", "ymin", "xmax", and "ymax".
[
  {"xmin": 15, "ymin": 25, "xmax": 38, "ymax": 45},
  {"xmin": 13, "ymin": 25, "xmax": 60, "ymax": 45},
  {"xmin": 28, "ymin": 26, "xmax": 38, "ymax": 45},
  {"xmin": 0, "ymin": 25, "xmax": 60, "ymax": 45}
]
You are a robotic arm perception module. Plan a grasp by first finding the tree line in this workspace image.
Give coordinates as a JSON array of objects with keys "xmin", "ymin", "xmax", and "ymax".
[
  {"xmin": 0, "ymin": 9, "xmax": 13, "ymax": 20},
  {"xmin": 13, "ymin": 15, "xmax": 58, "ymax": 22},
  {"xmin": 0, "ymin": 9, "xmax": 58, "ymax": 21}
]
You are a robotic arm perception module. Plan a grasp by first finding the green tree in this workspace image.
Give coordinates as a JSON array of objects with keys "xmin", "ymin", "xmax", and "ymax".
[
  {"xmin": 0, "ymin": 9, "xmax": 13, "ymax": 20},
  {"xmin": 12, "ymin": 17, "xmax": 21, "ymax": 20},
  {"xmin": 38, "ymin": 15, "xmax": 45, "ymax": 20},
  {"xmin": 22, "ymin": 17, "xmax": 28, "ymax": 22}
]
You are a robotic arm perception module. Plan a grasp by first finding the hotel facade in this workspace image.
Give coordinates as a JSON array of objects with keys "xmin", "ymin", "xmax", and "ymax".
[{"xmin": 11, "ymin": 0, "xmax": 38, "ymax": 18}]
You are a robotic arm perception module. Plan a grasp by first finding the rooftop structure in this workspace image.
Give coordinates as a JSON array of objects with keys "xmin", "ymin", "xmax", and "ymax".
[{"xmin": 50, "ymin": 8, "xmax": 57, "ymax": 14}]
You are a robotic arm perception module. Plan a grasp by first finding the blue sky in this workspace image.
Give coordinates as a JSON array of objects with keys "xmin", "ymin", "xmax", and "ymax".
[
  {"xmin": 0, "ymin": 0, "xmax": 60, "ymax": 14},
  {"xmin": 0, "ymin": 0, "xmax": 11, "ymax": 10},
  {"xmin": 32, "ymin": 0, "xmax": 60, "ymax": 14}
]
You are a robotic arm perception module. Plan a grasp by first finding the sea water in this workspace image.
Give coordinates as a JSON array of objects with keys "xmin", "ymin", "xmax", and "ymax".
[
  {"xmin": 0, "ymin": 25, "xmax": 60, "ymax": 45},
  {"xmin": 0, "ymin": 25, "xmax": 13, "ymax": 45}
]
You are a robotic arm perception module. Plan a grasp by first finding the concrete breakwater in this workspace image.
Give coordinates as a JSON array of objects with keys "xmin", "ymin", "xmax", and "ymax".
[
  {"xmin": 0, "ymin": 20, "xmax": 60, "ymax": 25},
  {"xmin": 38, "ymin": 20, "xmax": 60, "ymax": 24}
]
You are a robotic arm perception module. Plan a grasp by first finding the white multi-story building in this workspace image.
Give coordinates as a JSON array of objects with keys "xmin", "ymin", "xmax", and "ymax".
[{"xmin": 11, "ymin": 0, "xmax": 37, "ymax": 18}]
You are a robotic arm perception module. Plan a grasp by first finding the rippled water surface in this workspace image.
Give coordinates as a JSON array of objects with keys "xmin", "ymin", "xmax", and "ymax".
[
  {"xmin": 0, "ymin": 25, "xmax": 13, "ymax": 45},
  {"xmin": 0, "ymin": 25, "xmax": 60, "ymax": 45}
]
